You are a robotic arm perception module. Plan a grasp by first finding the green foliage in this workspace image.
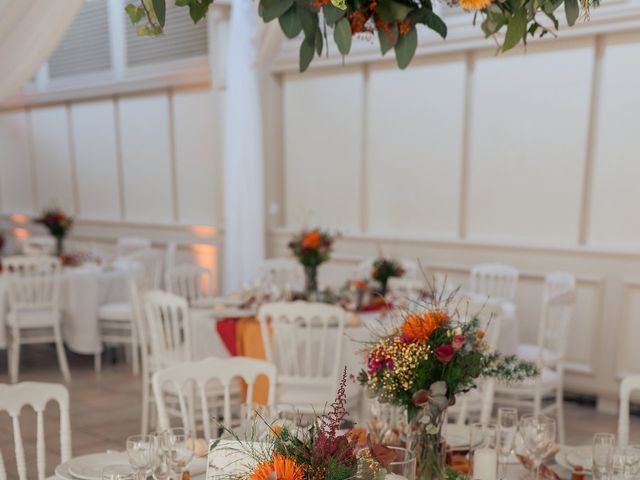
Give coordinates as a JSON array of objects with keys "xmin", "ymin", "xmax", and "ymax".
[
  {"xmin": 334, "ymin": 17, "xmax": 352, "ymax": 55},
  {"xmin": 125, "ymin": 0, "xmax": 214, "ymax": 35}
]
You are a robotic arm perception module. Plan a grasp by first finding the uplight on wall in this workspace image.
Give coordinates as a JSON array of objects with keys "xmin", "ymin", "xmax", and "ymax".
[
  {"xmin": 9, "ymin": 214, "xmax": 30, "ymax": 225},
  {"xmin": 188, "ymin": 225, "xmax": 217, "ymax": 237},
  {"xmin": 13, "ymin": 228, "xmax": 29, "ymax": 239}
]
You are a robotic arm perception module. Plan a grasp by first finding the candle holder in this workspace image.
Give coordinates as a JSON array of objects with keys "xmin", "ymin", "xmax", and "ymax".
[{"xmin": 470, "ymin": 423, "xmax": 498, "ymax": 480}]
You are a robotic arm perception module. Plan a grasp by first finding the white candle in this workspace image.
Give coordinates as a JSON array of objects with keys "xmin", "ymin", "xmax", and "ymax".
[{"xmin": 473, "ymin": 447, "xmax": 498, "ymax": 480}]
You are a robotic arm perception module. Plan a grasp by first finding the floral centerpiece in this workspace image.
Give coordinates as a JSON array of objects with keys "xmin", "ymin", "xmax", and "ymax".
[
  {"xmin": 35, "ymin": 209, "xmax": 74, "ymax": 257},
  {"xmin": 288, "ymin": 228, "xmax": 335, "ymax": 298},
  {"xmin": 371, "ymin": 258, "xmax": 405, "ymax": 296},
  {"xmin": 357, "ymin": 289, "xmax": 538, "ymax": 479}
]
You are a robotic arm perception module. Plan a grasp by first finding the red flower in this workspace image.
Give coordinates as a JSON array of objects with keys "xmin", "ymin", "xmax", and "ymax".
[
  {"xmin": 452, "ymin": 335, "xmax": 466, "ymax": 351},
  {"xmin": 412, "ymin": 389, "xmax": 431, "ymax": 407},
  {"xmin": 434, "ymin": 344, "xmax": 455, "ymax": 364}
]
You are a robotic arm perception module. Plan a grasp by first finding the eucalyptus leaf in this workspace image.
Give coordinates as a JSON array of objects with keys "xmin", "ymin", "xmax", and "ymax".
[
  {"xmin": 125, "ymin": 4, "xmax": 145, "ymax": 24},
  {"xmin": 299, "ymin": 37, "xmax": 315, "ymax": 72},
  {"xmin": 502, "ymin": 7, "xmax": 527, "ymax": 52},
  {"xmin": 334, "ymin": 17, "xmax": 352, "ymax": 55},
  {"xmin": 261, "ymin": 0, "xmax": 295, "ymax": 22},
  {"xmin": 323, "ymin": 3, "xmax": 347, "ymax": 24},
  {"xmin": 152, "ymin": 0, "xmax": 166, "ymax": 27},
  {"xmin": 564, "ymin": 0, "xmax": 579, "ymax": 25},
  {"xmin": 394, "ymin": 27, "xmax": 417, "ymax": 69},
  {"xmin": 186, "ymin": 0, "xmax": 213, "ymax": 22},
  {"xmin": 279, "ymin": 5, "xmax": 303, "ymax": 38},
  {"xmin": 315, "ymin": 26, "xmax": 324, "ymax": 55},
  {"xmin": 421, "ymin": 10, "xmax": 447, "ymax": 38},
  {"xmin": 378, "ymin": 28, "xmax": 394, "ymax": 54},
  {"xmin": 430, "ymin": 381, "xmax": 447, "ymax": 396},
  {"xmin": 388, "ymin": 0, "xmax": 413, "ymax": 20},
  {"xmin": 298, "ymin": 7, "xmax": 318, "ymax": 41}
]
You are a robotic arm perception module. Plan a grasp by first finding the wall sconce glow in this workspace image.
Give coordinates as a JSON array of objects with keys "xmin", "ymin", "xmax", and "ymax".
[
  {"xmin": 13, "ymin": 228, "xmax": 30, "ymax": 239},
  {"xmin": 188, "ymin": 225, "xmax": 217, "ymax": 237},
  {"xmin": 9, "ymin": 214, "xmax": 30, "ymax": 224},
  {"xmin": 190, "ymin": 243, "xmax": 219, "ymax": 293}
]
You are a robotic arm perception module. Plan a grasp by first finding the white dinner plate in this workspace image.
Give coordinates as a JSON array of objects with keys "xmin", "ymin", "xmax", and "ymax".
[
  {"xmin": 64, "ymin": 452, "xmax": 129, "ymax": 480},
  {"xmin": 555, "ymin": 447, "xmax": 593, "ymax": 475}
]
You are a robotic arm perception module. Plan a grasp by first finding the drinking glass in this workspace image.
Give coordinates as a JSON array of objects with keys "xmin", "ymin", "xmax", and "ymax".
[
  {"xmin": 519, "ymin": 414, "xmax": 556, "ymax": 480},
  {"xmin": 150, "ymin": 433, "xmax": 171, "ymax": 480},
  {"xmin": 385, "ymin": 446, "xmax": 417, "ymax": 480},
  {"xmin": 497, "ymin": 407, "xmax": 518, "ymax": 479},
  {"xmin": 165, "ymin": 427, "xmax": 195, "ymax": 477},
  {"xmin": 623, "ymin": 446, "xmax": 640, "ymax": 479},
  {"xmin": 101, "ymin": 464, "xmax": 136, "ymax": 480},
  {"xmin": 126, "ymin": 434, "xmax": 154, "ymax": 479},
  {"xmin": 470, "ymin": 423, "xmax": 498, "ymax": 480},
  {"xmin": 593, "ymin": 433, "xmax": 615, "ymax": 480}
]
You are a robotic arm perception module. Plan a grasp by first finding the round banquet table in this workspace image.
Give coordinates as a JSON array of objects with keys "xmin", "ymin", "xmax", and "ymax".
[{"xmin": 0, "ymin": 264, "xmax": 130, "ymax": 354}]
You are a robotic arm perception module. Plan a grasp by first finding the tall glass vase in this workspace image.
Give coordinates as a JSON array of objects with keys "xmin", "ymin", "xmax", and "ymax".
[
  {"xmin": 304, "ymin": 265, "xmax": 318, "ymax": 299},
  {"xmin": 408, "ymin": 412, "xmax": 448, "ymax": 480},
  {"xmin": 54, "ymin": 235, "xmax": 65, "ymax": 257}
]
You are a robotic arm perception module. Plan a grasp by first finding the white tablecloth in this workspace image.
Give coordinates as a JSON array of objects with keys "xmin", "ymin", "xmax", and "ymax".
[{"xmin": 0, "ymin": 265, "xmax": 130, "ymax": 354}]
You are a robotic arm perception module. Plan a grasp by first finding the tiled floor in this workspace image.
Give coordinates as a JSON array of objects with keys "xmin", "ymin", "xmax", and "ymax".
[{"xmin": 0, "ymin": 345, "xmax": 639, "ymax": 479}]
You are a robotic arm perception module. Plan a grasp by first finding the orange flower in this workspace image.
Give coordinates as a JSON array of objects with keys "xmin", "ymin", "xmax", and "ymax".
[
  {"xmin": 250, "ymin": 455, "xmax": 305, "ymax": 480},
  {"xmin": 399, "ymin": 19, "xmax": 411, "ymax": 35},
  {"xmin": 401, "ymin": 310, "xmax": 449, "ymax": 343},
  {"xmin": 302, "ymin": 230, "xmax": 321, "ymax": 249},
  {"xmin": 459, "ymin": 0, "xmax": 493, "ymax": 10},
  {"xmin": 477, "ymin": 330, "xmax": 486, "ymax": 339}
]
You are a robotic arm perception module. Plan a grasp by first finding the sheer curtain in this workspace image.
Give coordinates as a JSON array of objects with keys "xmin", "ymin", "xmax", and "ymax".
[
  {"xmin": 221, "ymin": 0, "xmax": 265, "ymax": 293},
  {"xmin": 0, "ymin": 0, "xmax": 83, "ymax": 102}
]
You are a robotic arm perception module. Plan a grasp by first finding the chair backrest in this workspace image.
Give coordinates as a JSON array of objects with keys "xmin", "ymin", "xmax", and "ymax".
[
  {"xmin": 254, "ymin": 258, "xmax": 304, "ymax": 293},
  {"xmin": 153, "ymin": 357, "xmax": 277, "ymax": 439},
  {"xmin": 165, "ymin": 265, "xmax": 213, "ymax": 305},
  {"xmin": 387, "ymin": 278, "xmax": 428, "ymax": 309},
  {"xmin": 469, "ymin": 264, "xmax": 519, "ymax": 303},
  {"xmin": 354, "ymin": 258, "xmax": 419, "ymax": 281},
  {"xmin": 257, "ymin": 301, "xmax": 345, "ymax": 395},
  {"xmin": 0, "ymin": 382, "xmax": 71, "ymax": 480},
  {"xmin": 618, "ymin": 375, "xmax": 640, "ymax": 448},
  {"xmin": 464, "ymin": 295, "xmax": 503, "ymax": 351},
  {"xmin": 3, "ymin": 256, "xmax": 62, "ymax": 312},
  {"xmin": 117, "ymin": 236, "xmax": 152, "ymax": 257},
  {"xmin": 20, "ymin": 237, "xmax": 55, "ymax": 256},
  {"xmin": 144, "ymin": 291, "xmax": 192, "ymax": 369},
  {"xmin": 536, "ymin": 272, "xmax": 576, "ymax": 368},
  {"xmin": 127, "ymin": 249, "xmax": 163, "ymax": 290}
]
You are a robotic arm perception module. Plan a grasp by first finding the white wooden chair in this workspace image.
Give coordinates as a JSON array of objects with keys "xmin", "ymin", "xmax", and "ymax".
[
  {"xmin": 3, "ymin": 256, "xmax": 70, "ymax": 383},
  {"xmin": 619, "ymin": 375, "xmax": 640, "ymax": 448},
  {"xmin": 469, "ymin": 264, "xmax": 519, "ymax": 303},
  {"xmin": 450, "ymin": 297, "xmax": 503, "ymax": 426},
  {"xmin": 0, "ymin": 382, "xmax": 71, "ymax": 480},
  {"xmin": 253, "ymin": 258, "xmax": 304, "ymax": 293},
  {"xmin": 95, "ymin": 249, "xmax": 163, "ymax": 374},
  {"xmin": 20, "ymin": 237, "xmax": 56, "ymax": 257},
  {"xmin": 354, "ymin": 258, "xmax": 419, "ymax": 281},
  {"xmin": 152, "ymin": 357, "xmax": 277, "ymax": 439},
  {"xmin": 494, "ymin": 272, "xmax": 576, "ymax": 444},
  {"xmin": 257, "ymin": 301, "xmax": 359, "ymax": 415},
  {"xmin": 165, "ymin": 264, "xmax": 215, "ymax": 308},
  {"xmin": 116, "ymin": 236, "xmax": 151, "ymax": 257},
  {"xmin": 387, "ymin": 278, "xmax": 428, "ymax": 309}
]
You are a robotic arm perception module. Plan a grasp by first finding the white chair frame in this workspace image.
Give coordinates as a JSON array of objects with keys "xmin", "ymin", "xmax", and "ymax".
[
  {"xmin": 0, "ymin": 382, "xmax": 71, "ymax": 480},
  {"xmin": 254, "ymin": 258, "xmax": 305, "ymax": 293},
  {"xmin": 618, "ymin": 375, "xmax": 640, "ymax": 448},
  {"xmin": 116, "ymin": 237, "xmax": 152, "ymax": 257},
  {"xmin": 152, "ymin": 357, "xmax": 277, "ymax": 439},
  {"xmin": 469, "ymin": 264, "xmax": 519, "ymax": 303},
  {"xmin": 165, "ymin": 264, "xmax": 214, "ymax": 306}
]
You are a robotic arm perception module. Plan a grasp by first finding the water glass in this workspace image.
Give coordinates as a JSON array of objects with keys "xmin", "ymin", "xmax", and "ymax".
[
  {"xmin": 593, "ymin": 433, "xmax": 616, "ymax": 480},
  {"xmin": 150, "ymin": 433, "xmax": 171, "ymax": 480},
  {"xmin": 126, "ymin": 434, "xmax": 154, "ymax": 479},
  {"xmin": 165, "ymin": 427, "xmax": 195, "ymax": 476},
  {"xmin": 385, "ymin": 446, "xmax": 417, "ymax": 480},
  {"xmin": 623, "ymin": 446, "xmax": 640, "ymax": 479},
  {"xmin": 497, "ymin": 407, "xmax": 518, "ymax": 479},
  {"xmin": 519, "ymin": 414, "xmax": 556, "ymax": 480},
  {"xmin": 101, "ymin": 464, "xmax": 136, "ymax": 480},
  {"xmin": 470, "ymin": 423, "xmax": 498, "ymax": 480}
]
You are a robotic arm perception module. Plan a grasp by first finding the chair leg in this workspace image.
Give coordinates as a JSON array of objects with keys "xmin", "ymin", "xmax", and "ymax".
[
  {"xmin": 131, "ymin": 327, "xmax": 140, "ymax": 376},
  {"xmin": 556, "ymin": 386, "xmax": 565, "ymax": 445},
  {"xmin": 141, "ymin": 374, "xmax": 150, "ymax": 435},
  {"xmin": 54, "ymin": 325, "xmax": 71, "ymax": 382},
  {"xmin": 9, "ymin": 330, "xmax": 20, "ymax": 384}
]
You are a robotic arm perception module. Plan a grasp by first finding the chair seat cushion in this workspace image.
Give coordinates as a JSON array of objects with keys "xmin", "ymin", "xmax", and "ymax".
[
  {"xmin": 517, "ymin": 344, "xmax": 560, "ymax": 365},
  {"xmin": 7, "ymin": 309, "xmax": 60, "ymax": 328},
  {"xmin": 98, "ymin": 302, "xmax": 133, "ymax": 321}
]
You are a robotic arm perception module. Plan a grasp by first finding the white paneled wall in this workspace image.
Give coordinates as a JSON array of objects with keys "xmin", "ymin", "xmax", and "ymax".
[{"xmin": 0, "ymin": 111, "xmax": 34, "ymax": 213}]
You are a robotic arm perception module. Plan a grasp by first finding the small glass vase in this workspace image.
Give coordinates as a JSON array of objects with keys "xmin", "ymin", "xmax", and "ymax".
[
  {"xmin": 408, "ymin": 412, "xmax": 448, "ymax": 480},
  {"xmin": 304, "ymin": 265, "xmax": 318, "ymax": 299},
  {"xmin": 54, "ymin": 235, "xmax": 65, "ymax": 257}
]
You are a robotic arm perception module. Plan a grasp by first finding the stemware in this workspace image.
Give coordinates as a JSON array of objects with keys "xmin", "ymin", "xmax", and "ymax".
[
  {"xmin": 101, "ymin": 464, "xmax": 136, "ymax": 480},
  {"xmin": 497, "ymin": 407, "xmax": 518, "ymax": 479},
  {"xmin": 150, "ymin": 433, "xmax": 172, "ymax": 480},
  {"xmin": 126, "ymin": 434, "xmax": 154, "ymax": 479},
  {"xmin": 593, "ymin": 433, "xmax": 616, "ymax": 480},
  {"xmin": 623, "ymin": 445, "xmax": 640, "ymax": 479},
  {"xmin": 519, "ymin": 414, "xmax": 556, "ymax": 480},
  {"xmin": 385, "ymin": 446, "xmax": 417, "ymax": 480},
  {"xmin": 164, "ymin": 427, "xmax": 195, "ymax": 477}
]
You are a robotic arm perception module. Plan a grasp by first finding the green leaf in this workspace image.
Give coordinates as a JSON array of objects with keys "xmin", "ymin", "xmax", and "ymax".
[
  {"xmin": 315, "ymin": 26, "xmax": 323, "ymax": 55},
  {"xmin": 299, "ymin": 38, "xmax": 315, "ymax": 72},
  {"xmin": 502, "ymin": 8, "xmax": 527, "ymax": 52},
  {"xmin": 279, "ymin": 5, "xmax": 302, "ymax": 38},
  {"xmin": 564, "ymin": 0, "xmax": 579, "ymax": 25},
  {"xmin": 421, "ymin": 10, "xmax": 447, "ymax": 38},
  {"xmin": 136, "ymin": 25, "xmax": 163, "ymax": 35},
  {"xmin": 334, "ymin": 17, "xmax": 352, "ymax": 55},
  {"xmin": 378, "ymin": 28, "xmax": 394, "ymax": 54},
  {"xmin": 125, "ymin": 4, "xmax": 145, "ymax": 24},
  {"xmin": 152, "ymin": 0, "xmax": 166, "ymax": 27},
  {"xmin": 542, "ymin": 0, "xmax": 563, "ymax": 14},
  {"xmin": 376, "ymin": 0, "xmax": 394, "ymax": 22},
  {"xmin": 394, "ymin": 27, "xmax": 417, "ymax": 69},
  {"xmin": 298, "ymin": 7, "xmax": 318, "ymax": 41},
  {"xmin": 388, "ymin": 0, "xmax": 413, "ymax": 20},
  {"xmin": 261, "ymin": 0, "xmax": 295, "ymax": 22},
  {"xmin": 186, "ymin": 0, "xmax": 213, "ymax": 23},
  {"xmin": 323, "ymin": 4, "xmax": 346, "ymax": 25}
]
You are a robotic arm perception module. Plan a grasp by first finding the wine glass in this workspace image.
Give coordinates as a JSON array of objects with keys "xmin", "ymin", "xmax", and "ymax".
[
  {"xmin": 150, "ymin": 433, "xmax": 171, "ymax": 480},
  {"xmin": 101, "ymin": 464, "xmax": 136, "ymax": 480},
  {"xmin": 165, "ymin": 427, "xmax": 195, "ymax": 477},
  {"xmin": 126, "ymin": 434, "xmax": 154, "ymax": 479},
  {"xmin": 519, "ymin": 414, "xmax": 556, "ymax": 480},
  {"xmin": 593, "ymin": 433, "xmax": 616, "ymax": 480},
  {"xmin": 497, "ymin": 407, "xmax": 518, "ymax": 479}
]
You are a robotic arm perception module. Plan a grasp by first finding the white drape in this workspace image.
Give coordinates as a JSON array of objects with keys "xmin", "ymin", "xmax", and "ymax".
[
  {"xmin": 0, "ymin": 0, "xmax": 83, "ymax": 102},
  {"xmin": 222, "ymin": 0, "xmax": 265, "ymax": 293}
]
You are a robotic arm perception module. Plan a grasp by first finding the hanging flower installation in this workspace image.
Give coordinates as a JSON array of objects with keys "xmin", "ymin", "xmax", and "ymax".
[{"xmin": 126, "ymin": 0, "xmax": 596, "ymax": 71}]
